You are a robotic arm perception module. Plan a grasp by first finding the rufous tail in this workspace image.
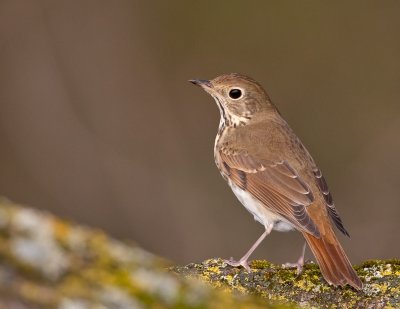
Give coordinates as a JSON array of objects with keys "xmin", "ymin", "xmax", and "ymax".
[{"xmin": 303, "ymin": 230, "xmax": 363, "ymax": 290}]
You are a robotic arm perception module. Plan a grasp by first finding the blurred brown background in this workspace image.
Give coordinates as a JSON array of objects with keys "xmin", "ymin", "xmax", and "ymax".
[{"xmin": 0, "ymin": 1, "xmax": 399, "ymax": 265}]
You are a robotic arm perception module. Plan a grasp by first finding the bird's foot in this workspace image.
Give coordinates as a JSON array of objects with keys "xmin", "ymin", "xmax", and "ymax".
[
  {"xmin": 282, "ymin": 259, "xmax": 309, "ymax": 275},
  {"xmin": 223, "ymin": 258, "xmax": 251, "ymax": 272},
  {"xmin": 282, "ymin": 242, "xmax": 308, "ymax": 275}
]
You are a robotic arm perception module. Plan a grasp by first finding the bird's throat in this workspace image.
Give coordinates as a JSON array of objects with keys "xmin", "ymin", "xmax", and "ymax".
[{"xmin": 213, "ymin": 96, "xmax": 251, "ymax": 129}]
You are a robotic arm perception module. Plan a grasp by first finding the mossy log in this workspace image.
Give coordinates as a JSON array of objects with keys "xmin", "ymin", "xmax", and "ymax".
[
  {"xmin": 173, "ymin": 258, "xmax": 400, "ymax": 308},
  {"xmin": 0, "ymin": 198, "xmax": 398, "ymax": 308},
  {"xmin": 0, "ymin": 198, "xmax": 277, "ymax": 309}
]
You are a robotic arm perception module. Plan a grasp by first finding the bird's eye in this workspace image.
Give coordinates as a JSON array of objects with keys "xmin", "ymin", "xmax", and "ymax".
[{"xmin": 229, "ymin": 88, "xmax": 242, "ymax": 99}]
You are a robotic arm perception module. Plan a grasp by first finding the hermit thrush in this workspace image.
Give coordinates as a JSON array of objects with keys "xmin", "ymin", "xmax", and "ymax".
[{"xmin": 190, "ymin": 73, "xmax": 362, "ymax": 289}]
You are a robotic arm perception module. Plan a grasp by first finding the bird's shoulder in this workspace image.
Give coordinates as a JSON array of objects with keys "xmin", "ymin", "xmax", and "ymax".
[{"xmin": 219, "ymin": 114, "xmax": 311, "ymax": 164}]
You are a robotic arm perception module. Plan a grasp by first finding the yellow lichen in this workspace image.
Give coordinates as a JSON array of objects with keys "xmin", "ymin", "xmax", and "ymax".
[
  {"xmin": 251, "ymin": 260, "xmax": 272, "ymax": 269},
  {"xmin": 52, "ymin": 220, "xmax": 70, "ymax": 243},
  {"xmin": 293, "ymin": 279, "xmax": 315, "ymax": 292},
  {"xmin": 205, "ymin": 266, "xmax": 221, "ymax": 275}
]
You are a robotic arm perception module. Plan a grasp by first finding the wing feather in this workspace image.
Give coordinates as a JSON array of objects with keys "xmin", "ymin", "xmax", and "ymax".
[
  {"xmin": 313, "ymin": 168, "xmax": 350, "ymax": 237},
  {"xmin": 220, "ymin": 150, "xmax": 320, "ymax": 237}
]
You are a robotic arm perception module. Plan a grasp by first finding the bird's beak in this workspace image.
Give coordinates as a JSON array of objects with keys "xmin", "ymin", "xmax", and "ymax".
[{"xmin": 189, "ymin": 79, "xmax": 212, "ymax": 89}]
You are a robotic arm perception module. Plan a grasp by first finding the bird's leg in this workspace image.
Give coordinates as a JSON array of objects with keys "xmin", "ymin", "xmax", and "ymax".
[
  {"xmin": 282, "ymin": 241, "xmax": 307, "ymax": 274},
  {"xmin": 224, "ymin": 225, "xmax": 273, "ymax": 271}
]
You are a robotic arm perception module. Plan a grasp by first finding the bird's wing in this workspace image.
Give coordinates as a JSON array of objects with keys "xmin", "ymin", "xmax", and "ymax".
[
  {"xmin": 219, "ymin": 149, "xmax": 320, "ymax": 237},
  {"xmin": 312, "ymin": 167, "xmax": 350, "ymax": 236}
]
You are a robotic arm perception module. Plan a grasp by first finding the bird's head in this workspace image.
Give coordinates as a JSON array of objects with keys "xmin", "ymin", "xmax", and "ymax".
[{"xmin": 190, "ymin": 73, "xmax": 275, "ymax": 127}]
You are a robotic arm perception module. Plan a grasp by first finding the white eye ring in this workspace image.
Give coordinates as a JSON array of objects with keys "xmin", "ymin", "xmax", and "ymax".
[{"xmin": 228, "ymin": 88, "xmax": 243, "ymax": 100}]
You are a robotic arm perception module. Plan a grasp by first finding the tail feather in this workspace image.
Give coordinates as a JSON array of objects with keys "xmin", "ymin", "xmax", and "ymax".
[{"xmin": 303, "ymin": 230, "xmax": 362, "ymax": 290}]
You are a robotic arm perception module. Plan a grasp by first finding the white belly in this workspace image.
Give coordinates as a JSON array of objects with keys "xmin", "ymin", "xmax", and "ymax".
[{"xmin": 229, "ymin": 181, "xmax": 295, "ymax": 232}]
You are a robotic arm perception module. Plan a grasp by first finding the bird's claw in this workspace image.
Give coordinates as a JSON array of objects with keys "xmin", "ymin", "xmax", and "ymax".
[
  {"xmin": 224, "ymin": 258, "xmax": 251, "ymax": 272},
  {"xmin": 282, "ymin": 258, "xmax": 310, "ymax": 275}
]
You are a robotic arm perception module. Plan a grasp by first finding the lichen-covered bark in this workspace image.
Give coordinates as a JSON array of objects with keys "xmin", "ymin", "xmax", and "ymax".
[
  {"xmin": 173, "ymin": 258, "xmax": 400, "ymax": 308},
  {"xmin": 0, "ymin": 198, "xmax": 398, "ymax": 309},
  {"xmin": 0, "ymin": 198, "xmax": 278, "ymax": 309}
]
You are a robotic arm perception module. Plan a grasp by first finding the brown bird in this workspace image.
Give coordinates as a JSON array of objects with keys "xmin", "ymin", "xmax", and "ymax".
[{"xmin": 190, "ymin": 73, "xmax": 362, "ymax": 290}]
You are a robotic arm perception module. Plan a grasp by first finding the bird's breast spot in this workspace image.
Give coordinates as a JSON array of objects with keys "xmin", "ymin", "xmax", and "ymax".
[{"xmin": 229, "ymin": 181, "xmax": 295, "ymax": 232}]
